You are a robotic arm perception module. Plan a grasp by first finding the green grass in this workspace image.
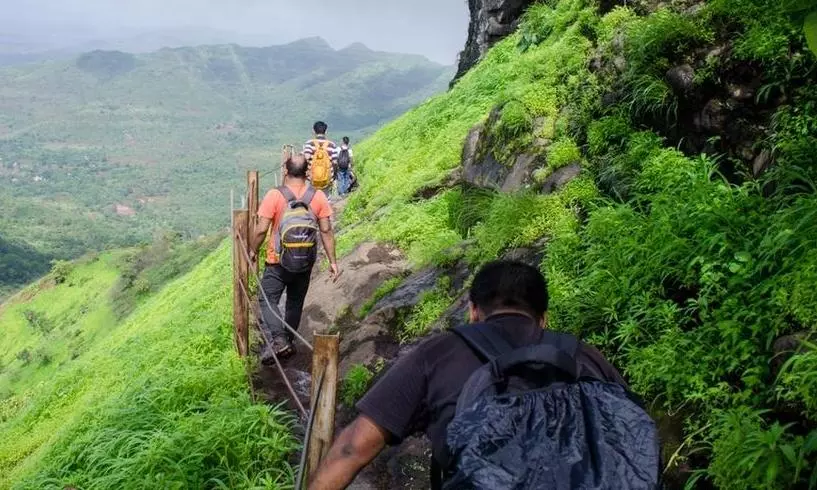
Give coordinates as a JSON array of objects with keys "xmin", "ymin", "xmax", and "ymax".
[
  {"xmin": 400, "ymin": 277, "xmax": 454, "ymax": 341},
  {"xmin": 341, "ymin": 364, "xmax": 375, "ymax": 407},
  {"xmin": 0, "ymin": 241, "xmax": 296, "ymax": 488},
  {"xmin": 334, "ymin": 0, "xmax": 817, "ymax": 487}
]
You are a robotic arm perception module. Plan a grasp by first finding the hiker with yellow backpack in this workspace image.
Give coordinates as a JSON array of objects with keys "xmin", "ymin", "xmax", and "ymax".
[{"xmin": 303, "ymin": 121, "xmax": 339, "ymax": 195}]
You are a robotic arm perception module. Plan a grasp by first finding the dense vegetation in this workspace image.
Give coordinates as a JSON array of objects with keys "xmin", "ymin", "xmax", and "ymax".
[
  {"xmin": 0, "ymin": 37, "xmax": 452, "ymax": 298},
  {"xmin": 337, "ymin": 0, "xmax": 817, "ymax": 487},
  {"xmin": 0, "ymin": 240, "xmax": 297, "ymax": 488}
]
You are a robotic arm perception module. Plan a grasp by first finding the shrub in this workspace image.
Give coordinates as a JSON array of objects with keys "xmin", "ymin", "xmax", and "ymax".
[{"xmin": 50, "ymin": 260, "xmax": 74, "ymax": 285}]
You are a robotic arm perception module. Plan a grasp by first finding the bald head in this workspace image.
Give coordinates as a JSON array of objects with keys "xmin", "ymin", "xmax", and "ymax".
[{"xmin": 286, "ymin": 154, "xmax": 308, "ymax": 179}]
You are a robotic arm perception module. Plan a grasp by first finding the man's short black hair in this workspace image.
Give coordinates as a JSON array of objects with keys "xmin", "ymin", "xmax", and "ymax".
[
  {"xmin": 469, "ymin": 260, "xmax": 549, "ymax": 319},
  {"xmin": 286, "ymin": 154, "xmax": 308, "ymax": 178},
  {"xmin": 313, "ymin": 121, "xmax": 328, "ymax": 135},
  {"xmin": 342, "ymin": 136, "xmax": 350, "ymax": 145}
]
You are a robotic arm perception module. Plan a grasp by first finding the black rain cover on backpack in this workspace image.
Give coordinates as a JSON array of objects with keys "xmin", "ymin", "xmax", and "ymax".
[{"xmin": 443, "ymin": 324, "xmax": 661, "ymax": 490}]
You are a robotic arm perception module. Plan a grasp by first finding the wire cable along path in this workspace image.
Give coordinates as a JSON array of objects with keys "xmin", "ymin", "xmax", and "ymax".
[{"xmin": 231, "ymin": 169, "xmax": 339, "ymax": 488}]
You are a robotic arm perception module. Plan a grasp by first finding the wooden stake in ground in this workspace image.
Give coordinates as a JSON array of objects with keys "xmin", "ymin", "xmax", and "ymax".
[
  {"xmin": 232, "ymin": 209, "xmax": 250, "ymax": 357},
  {"xmin": 246, "ymin": 170, "xmax": 259, "ymax": 273},
  {"xmin": 307, "ymin": 334, "xmax": 340, "ymax": 479}
]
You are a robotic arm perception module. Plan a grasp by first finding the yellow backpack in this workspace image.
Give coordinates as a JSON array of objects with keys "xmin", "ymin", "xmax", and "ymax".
[{"xmin": 310, "ymin": 140, "xmax": 332, "ymax": 189}]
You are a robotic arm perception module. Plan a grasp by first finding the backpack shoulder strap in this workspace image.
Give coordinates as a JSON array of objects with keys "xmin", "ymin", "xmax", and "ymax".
[
  {"xmin": 277, "ymin": 186, "xmax": 296, "ymax": 203},
  {"xmin": 451, "ymin": 323, "xmax": 515, "ymax": 362},
  {"xmin": 301, "ymin": 186, "xmax": 317, "ymax": 206},
  {"xmin": 540, "ymin": 330, "xmax": 580, "ymax": 356}
]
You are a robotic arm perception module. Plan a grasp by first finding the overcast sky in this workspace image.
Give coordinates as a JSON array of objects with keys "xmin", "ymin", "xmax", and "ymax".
[{"xmin": 0, "ymin": 0, "xmax": 469, "ymax": 64}]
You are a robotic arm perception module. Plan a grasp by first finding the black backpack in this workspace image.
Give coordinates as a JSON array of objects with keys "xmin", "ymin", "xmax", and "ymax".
[
  {"xmin": 442, "ymin": 323, "xmax": 661, "ymax": 490},
  {"xmin": 337, "ymin": 147, "xmax": 351, "ymax": 171},
  {"xmin": 274, "ymin": 186, "xmax": 319, "ymax": 273}
]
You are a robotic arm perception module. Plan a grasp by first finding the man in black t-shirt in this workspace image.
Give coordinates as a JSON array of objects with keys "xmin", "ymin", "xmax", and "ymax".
[{"xmin": 308, "ymin": 261, "xmax": 626, "ymax": 490}]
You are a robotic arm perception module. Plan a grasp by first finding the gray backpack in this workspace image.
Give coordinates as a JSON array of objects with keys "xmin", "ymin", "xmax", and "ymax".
[{"xmin": 275, "ymin": 186, "xmax": 319, "ymax": 273}]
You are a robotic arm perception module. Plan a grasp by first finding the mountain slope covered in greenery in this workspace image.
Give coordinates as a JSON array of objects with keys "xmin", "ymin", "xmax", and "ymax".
[
  {"xmin": 0, "ymin": 37, "xmax": 452, "ymax": 298},
  {"xmin": 0, "ymin": 238, "xmax": 296, "ymax": 488},
  {"xmin": 337, "ymin": 0, "xmax": 817, "ymax": 487}
]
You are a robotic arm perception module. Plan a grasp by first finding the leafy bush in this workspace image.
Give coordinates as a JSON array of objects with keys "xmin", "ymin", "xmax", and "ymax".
[
  {"xmin": 23, "ymin": 309, "xmax": 54, "ymax": 335},
  {"xmin": 776, "ymin": 341, "xmax": 817, "ymax": 420},
  {"xmin": 49, "ymin": 260, "xmax": 73, "ymax": 285},
  {"xmin": 705, "ymin": 409, "xmax": 817, "ymax": 489}
]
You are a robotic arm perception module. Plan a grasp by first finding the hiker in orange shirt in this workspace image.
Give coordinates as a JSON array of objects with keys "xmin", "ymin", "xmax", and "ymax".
[{"xmin": 249, "ymin": 154, "xmax": 340, "ymax": 362}]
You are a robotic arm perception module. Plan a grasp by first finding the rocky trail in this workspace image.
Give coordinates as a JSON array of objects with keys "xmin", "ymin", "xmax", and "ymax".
[
  {"xmin": 245, "ymin": 194, "xmax": 557, "ymax": 488},
  {"xmin": 249, "ymin": 198, "xmax": 436, "ymax": 489}
]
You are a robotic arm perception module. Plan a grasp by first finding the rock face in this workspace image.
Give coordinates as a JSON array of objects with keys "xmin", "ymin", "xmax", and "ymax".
[
  {"xmin": 452, "ymin": 0, "xmax": 537, "ymax": 85},
  {"xmin": 540, "ymin": 163, "xmax": 582, "ymax": 194},
  {"xmin": 461, "ymin": 106, "xmax": 544, "ymax": 192}
]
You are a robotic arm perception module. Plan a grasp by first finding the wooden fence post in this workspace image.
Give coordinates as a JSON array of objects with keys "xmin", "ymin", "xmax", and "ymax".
[
  {"xmin": 232, "ymin": 209, "xmax": 250, "ymax": 357},
  {"xmin": 246, "ymin": 171, "xmax": 260, "ymax": 275},
  {"xmin": 247, "ymin": 170, "xmax": 259, "ymax": 232},
  {"xmin": 307, "ymin": 334, "xmax": 340, "ymax": 480}
]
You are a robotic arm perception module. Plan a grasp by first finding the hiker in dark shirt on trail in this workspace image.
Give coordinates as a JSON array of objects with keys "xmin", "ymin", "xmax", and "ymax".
[
  {"xmin": 249, "ymin": 154, "xmax": 340, "ymax": 362},
  {"xmin": 308, "ymin": 260, "xmax": 660, "ymax": 490},
  {"xmin": 335, "ymin": 136, "xmax": 354, "ymax": 196}
]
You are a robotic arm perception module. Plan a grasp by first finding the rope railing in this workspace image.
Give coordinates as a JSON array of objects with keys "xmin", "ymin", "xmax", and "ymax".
[
  {"xmin": 234, "ymin": 273, "xmax": 307, "ymax": 418},
  {"xmin": 235, "ymin": 232, "xmax": 314, "ymax": 352},
  {"xmin": 233, "ymin": 169, "xmax": 339, "ymax": 483}
]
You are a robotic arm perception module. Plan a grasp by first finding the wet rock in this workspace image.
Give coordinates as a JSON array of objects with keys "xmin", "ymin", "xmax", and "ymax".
[
  {"xmin": 666, "ymin": 64, "xmax": 695, "ymax": 94},
  {"xmin": 652, "ymin": 408, "xmax": 694, "ymax": 489},
  {"xmin": 503, "ymin": 237, "xmax": 548, "ymax": 266},
  {"xmin": 728, "ymin": 83, "xmax": 754, "ymax": 101},
  {"xmin": 613, "ymin": 56, "xmax": 627, "ymax": 73},
  {"xmin": 462, "ymin": 108, "xmax": 544, "ymax": 192},
  {"xmin": 770, "ymin": 331, "xmax": 813, "ymax": 380},
  {"xmin": 413, "ymin": 167, "xmax": 464, "ymax": 200},
  {"xmin": 350, "ymin": 436, "xmax": 432, "ymax": 490},
  {"xmin": 695, "ymin": 99, "xmax": 728, "ymax": 132},
  {"xmin": 540, "ymin": 163, "xmax": 582, "ymax": 194},
  {"xmin": 452, "ymin": 0, "xmax": 537, "ymax": 85},
  {"xmin": 461, "ymin": 123, "xmax": 484, "ymax": 169},
  {"xmin": 752, "ymin": 149, "xmax": 773, "ymax": 177},
  {"xmin": 300, "ymin": 242, "xmax": 407, "ymax": 336},
  {"xmin": 462, "ymin": 148, "xmax": 506, "ymax": 189},
  {"xmin": 368, "ymin": 267, "xmax": 443, "ymax": 328},
  {"xmin": 501, "ymin": 154, "xmax": 539, "ymax": 192}
]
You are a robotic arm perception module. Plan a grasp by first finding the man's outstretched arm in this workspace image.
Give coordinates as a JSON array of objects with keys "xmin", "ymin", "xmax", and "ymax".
[
  {"xmin": 308, "ymin": 415, "xmax": 388, "ymax": 490},
  {"xmin": 318, "ymin": 217, "xmax": 340, "ymax": 280}
]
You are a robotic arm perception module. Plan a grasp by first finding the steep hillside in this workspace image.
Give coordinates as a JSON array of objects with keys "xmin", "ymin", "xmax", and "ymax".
[
  {"xmin": 0, "ymin": 239, "xmax": 297, "ymax": 488},
  {"xmin": 336, "ymin": 0, "xmax": 817, "ymax": 487},
  {"xmin": 0, "ymin": 37, "xmax": 453, "ymax": 297}
]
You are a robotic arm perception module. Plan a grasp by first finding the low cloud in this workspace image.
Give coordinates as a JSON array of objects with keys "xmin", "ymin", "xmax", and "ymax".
[{"xmin": 0, "ymin": 0, "xmax": 469, "ymax": 64}]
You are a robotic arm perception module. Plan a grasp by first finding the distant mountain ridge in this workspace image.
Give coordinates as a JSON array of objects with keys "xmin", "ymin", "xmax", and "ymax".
[{"xmin": 0, "ymin": 37, "xmax": 454, "ymax": 298}]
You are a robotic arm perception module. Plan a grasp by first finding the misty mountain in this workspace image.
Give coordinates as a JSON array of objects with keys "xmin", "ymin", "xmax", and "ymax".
[{"xmin": 0, "ymin": 37, "xmax": 454, "ymax": 297}]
